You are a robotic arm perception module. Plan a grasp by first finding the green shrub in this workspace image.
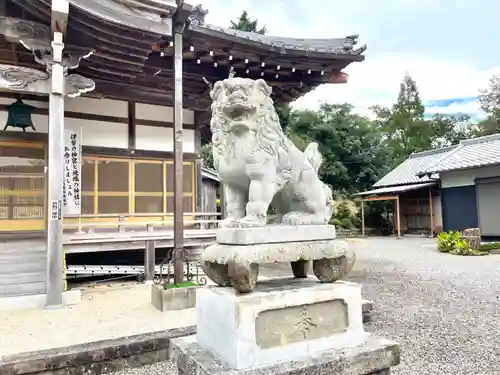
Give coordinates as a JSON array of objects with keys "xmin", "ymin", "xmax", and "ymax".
[
  {"xmin": 479, "ymin": 242, "xmax": 500, "ymax": 252},
  {"xmin": 330, "ymin": 199, "xmax": 360, "ymax": 229},
  {"xmin": 340, "ymin": 217, "xmax": 354, "ymax": 229},
  {"xmin": 330, "ymin": 218, "xmax": 341, "ymax": 226},
  {"xmin": 436, "ymin": 231, "xmax": 460, "ymax": 253},
  {"xmin": 437, "ymin": 231, "xmax": 489, "ymax": 256}
]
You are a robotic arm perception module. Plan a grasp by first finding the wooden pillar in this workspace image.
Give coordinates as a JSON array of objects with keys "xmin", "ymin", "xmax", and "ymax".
[
  {"xmin": 428, "ymin": 187, "xmax": 434, "ymax": 238},
  {"xmin": 172, "ymin": 4, "xmax": 185, "ymax": 285},
  {"xmin": 361, "ymin": 199, "xmax": 365, "ymax": 236},
  {"xmin": 127, "ymin": 101, "xmax": 136, "ymax": 151},
  {"xmin": 396, "ymin": 195, "xmax": 401, "ymax": 238},
  {"xmin": 46, "ymin": 0, "xmax": 69, "ymax": 309}
]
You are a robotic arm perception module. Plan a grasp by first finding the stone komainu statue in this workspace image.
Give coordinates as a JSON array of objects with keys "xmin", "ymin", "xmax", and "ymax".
[{"xmin": 210, "ymin": 77, "xmax": 334, "ymax": 227}]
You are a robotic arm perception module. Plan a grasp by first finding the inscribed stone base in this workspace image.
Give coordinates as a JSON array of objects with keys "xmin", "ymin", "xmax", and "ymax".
[
  {"xmin": 171, "ymin": 333, "xmax": 400, "ymax": 375},
  {"xmin": 195, "ymin": 278, "xmax": 381, "ymax": 370}
]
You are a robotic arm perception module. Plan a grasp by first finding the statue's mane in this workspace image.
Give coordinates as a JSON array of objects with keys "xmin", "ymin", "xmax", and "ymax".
[{"xmin": 253, "ymin": 94, "xmax": 288, "ymax": 157}]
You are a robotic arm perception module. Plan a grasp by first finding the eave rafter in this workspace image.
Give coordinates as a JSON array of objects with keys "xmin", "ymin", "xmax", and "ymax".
[{"xmin": 0, "ymin": 0, "xmax": 366, "ymax": 109}]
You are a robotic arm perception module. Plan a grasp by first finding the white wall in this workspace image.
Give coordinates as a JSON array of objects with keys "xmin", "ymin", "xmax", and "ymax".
[
  {"xmin": 432, "ymin": 195, "xmax": 443, "ymax": 228},
  {"xmin": 135, "ymin": 102, "xmax": 194, "ymax": 124},
  {"xmin": 135, "ymin": 102, "xmax": 195, "ymax": 153},
  {"xmin": 440, "ymin": 165, "xmax": 500, "ymax": 188},
  {"xmin": 0, "ymin": 96, "xmax": 196, "ymax": 153},
  {"xmin": 135, "ymin": 125, "xmax": 195, "ymax": 153}
]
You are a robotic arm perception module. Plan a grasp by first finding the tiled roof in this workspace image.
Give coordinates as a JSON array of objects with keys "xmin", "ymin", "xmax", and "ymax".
[
  {"xmin": 186, "ymin": 4, "xmax": 366, "ymax": 64},
  {"xmin": 374, "ymin": 146, "xmax": 456, "ymax": 187},
  {"xmin": 421, "ymin": 134, "xmax": 500, "ymax": 174},
  {"xmin": 192, "ymin": 25, "xmax": 367, "ymax": 57}
]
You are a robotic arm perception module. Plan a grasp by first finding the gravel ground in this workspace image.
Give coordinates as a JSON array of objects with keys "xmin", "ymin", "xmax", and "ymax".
[{"xmin": 113, "ymin": 237, "xmax": 500, "ymax": 375}]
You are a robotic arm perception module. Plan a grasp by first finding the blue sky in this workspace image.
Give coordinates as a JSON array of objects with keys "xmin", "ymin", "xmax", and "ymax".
[{"xmin": 196, "ymin": 0, "xmax": 499, "ymax": 120}]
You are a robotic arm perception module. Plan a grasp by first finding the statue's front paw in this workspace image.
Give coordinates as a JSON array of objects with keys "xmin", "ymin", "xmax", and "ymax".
[
  {"xmin": 237, "ymin": 215, "xmax": 266, "ymax": 227},
  {"xmin": 281, "ymin": 212, "xmax": 304, "ymax": 225},
  {"xmin": 219, "ymin": 218, "xmax": 239, "ymax": 228}
]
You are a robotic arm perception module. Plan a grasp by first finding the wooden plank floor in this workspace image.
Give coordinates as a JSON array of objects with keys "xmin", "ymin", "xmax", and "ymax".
[{"xmin": 0, "ymin": 227, "xmax": 217, "ymax": 254}]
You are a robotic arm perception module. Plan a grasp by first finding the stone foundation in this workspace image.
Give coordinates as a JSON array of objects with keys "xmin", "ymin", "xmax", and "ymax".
[
  {"xmin": 171, "ymin": 279, "xmax": 400, "ymax": 374},
  {"xmin": 171, "ymin": 334, "xmax": 399, "ymax": 375}
]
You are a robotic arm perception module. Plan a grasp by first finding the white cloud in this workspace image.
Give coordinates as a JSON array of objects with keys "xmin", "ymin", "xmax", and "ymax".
[{"xmin": 293, "ymin": 57, "xmax": 500, "ymax": 117}]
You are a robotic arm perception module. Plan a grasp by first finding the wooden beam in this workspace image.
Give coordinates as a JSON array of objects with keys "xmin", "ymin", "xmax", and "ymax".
[
  {"xmin": 147, "ymin": 55, "xmax": 335, "ymax": 86},
  {"xmin": 0, "ymin": 101, "xmax": 195, "ymax": 129},
  {"xmin": 361, "ymin": 199, "xmax": 365, "ymax": 236},
  {"xmin": 82, "ymin": 146, "xmax": 199, "ymax": 160},
  {"xmin": 429, "ymin": 187, "xmax": 434, "ymax": 238},
  {"xmin": 127, "ymin": 101, "xmax": 136, "ymax": 150},
  {"xmin": 50, "ymin": 0, "xmax": 69, "ymax": 36},
  {"xmin": 396, "ymin": 195, "xmax": 401, "ymax": 238},
  {"xmin": 362, "ymin": 195, "xmax": 398, "ymax": 202},
  {"xmin": 91, "ymin": 79, "xmax": 210, "ymax": 111}
]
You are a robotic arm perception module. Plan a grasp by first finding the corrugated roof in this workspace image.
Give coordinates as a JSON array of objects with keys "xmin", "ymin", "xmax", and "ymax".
[
  {"xmin": 354, "ymin": 182, "xmax": 437, "ymax": 196},
  {"xmin": 374, "ymin": 146, "xmax": 456, "ymax": 187},
  {"xmin": 421, "ymin": 134, "xmax": 500, "ymax": 174}
]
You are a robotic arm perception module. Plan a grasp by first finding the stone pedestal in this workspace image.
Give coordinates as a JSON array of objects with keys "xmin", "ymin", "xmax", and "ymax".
[
  {"xmin": 201, "ymin": 225, "xmax": 356, "ymax": 293},
  {"xmin": 171, "ymin": 278, "xmax": 400, "ymax": 374}
]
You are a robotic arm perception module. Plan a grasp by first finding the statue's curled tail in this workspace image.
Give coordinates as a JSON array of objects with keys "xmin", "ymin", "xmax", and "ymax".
[{"xmin": 304, "ymin": 142, "xmax": 323, "ymax": 173}]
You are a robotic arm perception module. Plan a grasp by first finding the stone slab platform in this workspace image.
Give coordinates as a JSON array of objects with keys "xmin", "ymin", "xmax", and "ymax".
[
  {"xmin": 171, "ymin": 334, "xmax": 400, "ymax": 375},
  {"xmin": 216, "ymin": 225, "xmax": 336, "ymax": 245}
]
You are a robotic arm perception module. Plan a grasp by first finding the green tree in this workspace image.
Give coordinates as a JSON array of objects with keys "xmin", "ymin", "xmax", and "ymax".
[
  {"xmin": 230, "ymin": 11, "xmax": 267, "ymax": 34},
  {"xmin": 428, "ymin": 113, "xmax": 474, "ymax": 148},
  {"xmin": 479, "ymin": 75, "xmax": 500, "ymax": 128},
  {"xmin": 287, "ymin": 103, "xmax": 389, "ymax": 194},
  {"xmin": 475, "ymin": 116, "xmax": 500, "ymax": 136},
  {"xmin": 200, "ymin": 143, "xmax": 214, "ymax": 170},
  {"xmin": 371, "ymin": 74, "xmax": 431, "ymax": 166}
]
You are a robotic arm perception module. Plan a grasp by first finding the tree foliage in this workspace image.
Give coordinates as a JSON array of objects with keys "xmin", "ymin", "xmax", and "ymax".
[
  {"xmin": 371, "ymin": 74, "xmax": 430, "ymax": 165},
  {"xmin": 200, "ymin": 143, "xmax": 214, "ymax": 170},
  {"xmin": 229, "ymin": 11, "xmax": 267, "ymax": 34},
  {"xmin": 370, "ymin": 74, "xmax": 478, "ymax": 168},
  {"xmin": 478, "ymin": 75, "xmax": 500, "ymax": 134},
  {"xmin": 287, "ymin": 103, "xmax": 389, "ymax": 195},
  {"xmin": 196, "ymin": 11, "xmax": 498, "ymax": 232}
]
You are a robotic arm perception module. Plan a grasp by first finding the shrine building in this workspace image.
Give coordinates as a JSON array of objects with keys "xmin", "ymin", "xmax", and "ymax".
[{"xmin": 0, "ymin": 0, "xmax": 365, "ymax": 308}]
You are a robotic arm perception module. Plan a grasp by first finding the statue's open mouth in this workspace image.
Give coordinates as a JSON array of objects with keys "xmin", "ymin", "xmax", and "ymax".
[{"xmin": 224, "ymin": 100, "xmax": 255, "ymax": 120}]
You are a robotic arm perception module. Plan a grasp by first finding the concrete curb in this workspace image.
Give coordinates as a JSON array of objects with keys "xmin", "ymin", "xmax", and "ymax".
[{"xmin": 0, "ymin": 326, "xmax": 196, "ymax": 375}]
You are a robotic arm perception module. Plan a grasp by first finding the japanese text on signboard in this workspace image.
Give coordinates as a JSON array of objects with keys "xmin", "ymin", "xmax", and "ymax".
[{"xmin": 63, "ymin": 128, "xmax": 81, "ymax": 215}]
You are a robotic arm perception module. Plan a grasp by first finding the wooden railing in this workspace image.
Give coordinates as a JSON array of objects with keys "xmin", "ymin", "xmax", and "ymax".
[{"xmin": 63, "ymin": 212, "xmax": 222, "ymax": 234}]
